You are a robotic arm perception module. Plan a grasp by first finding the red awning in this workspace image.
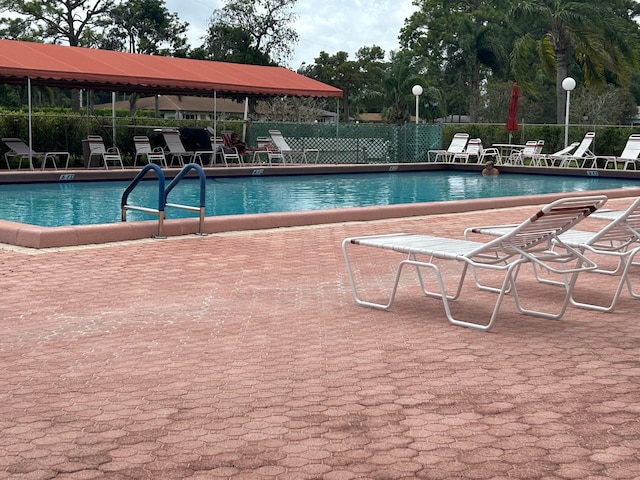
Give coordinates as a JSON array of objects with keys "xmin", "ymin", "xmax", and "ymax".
[{"xmin": 0, "ymin": 39, "xmax": 342, "ymax": 98}]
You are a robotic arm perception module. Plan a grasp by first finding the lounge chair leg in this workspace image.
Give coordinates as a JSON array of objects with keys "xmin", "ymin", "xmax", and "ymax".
[{"xmin": 342, "ymin": 242, "xmax": 513, "ymax": 331}]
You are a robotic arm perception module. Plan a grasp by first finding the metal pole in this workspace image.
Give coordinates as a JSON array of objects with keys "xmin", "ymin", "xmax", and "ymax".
[
  {"xmin": 564, "ymin": 89, "xmax": 571, "ymax": 148},
  {"xmin": 242, "ymin": 96, "xmax": 248, "ymax": 141},
  {"xmin": 112, "ymin": 92, "xmax": 116, "ymax": 148},
  {"xmin": 562, "ymin": 77, "xmax": 576, "ymax": 148},
  {"xmin": 28, "ymin": 77, "xmax": 33, "ymax": 170}
]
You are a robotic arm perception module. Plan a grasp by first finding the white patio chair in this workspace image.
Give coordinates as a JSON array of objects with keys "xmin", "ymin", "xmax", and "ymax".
[
  {"xmin": 208, "ymin": 137, "xmax": 228, "ymax": 167},
  {"xmin": 465, "ymin": 195, "xmax": 640, "ymax": 313},
  {"xmin": 220, "ymin": 131, "xmax": 245, "ymax": 166},
  {"xmin": 509, "ymin": 140, "xmax": 544, "ymax": 165},
  {"xmin": 453, "ymin": 138, "xmax": 500, "ymax": 164},
  {"xmin": 86, "ymin": 135, "xmax": 124, "ymax": 169},
  {"xmin": 427, "ymin": 133, "xmax": 469, "ymax": 162},
  {"xmin": 133, "ymin": 136, "xmax": 167, "ymax": 168},
  {"xmin": 342, "ymin": 195, "xmax": 607, "ymax": 331}
]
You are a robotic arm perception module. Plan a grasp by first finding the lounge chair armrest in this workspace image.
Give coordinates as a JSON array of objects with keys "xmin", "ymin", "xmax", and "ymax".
[{"xmin": 463, "ymin": 224, "xmax": 519, "ymax": 240}]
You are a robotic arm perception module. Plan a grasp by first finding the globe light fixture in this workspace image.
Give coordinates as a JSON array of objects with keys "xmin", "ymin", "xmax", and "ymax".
[{"xmin": 412, "ymin": 85, "xmax": 423, "ymax": 124}]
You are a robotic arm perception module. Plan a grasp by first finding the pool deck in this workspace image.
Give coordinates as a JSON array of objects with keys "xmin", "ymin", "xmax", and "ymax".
[
  {"xmin": 1, "ymin": 196, "xmax": 640, "ymax": 478},
  {"xmin": 2, "ymin": 163, "xmax": 640, "ymax": 249}
]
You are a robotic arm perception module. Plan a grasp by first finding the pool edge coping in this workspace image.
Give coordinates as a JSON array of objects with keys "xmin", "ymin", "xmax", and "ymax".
[{"xmin": 3, "ymin": 187, "xmax": 640, "ymax": 249}]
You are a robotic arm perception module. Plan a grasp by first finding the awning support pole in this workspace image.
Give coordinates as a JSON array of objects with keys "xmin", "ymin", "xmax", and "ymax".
[
  {"xmin": 213, "ymin": 91, "xmax": 217, "ymax": 137},
  {"xmin": 28, "ymin": 77, "xmax": 33, "ymax": 170},
  {"xmin": 242, "ymin": 97, "xmax": 248, "ymax": 141},
  {"xmin": 112, "ymin": 92, "xmax": 116, "ymax": 148}
]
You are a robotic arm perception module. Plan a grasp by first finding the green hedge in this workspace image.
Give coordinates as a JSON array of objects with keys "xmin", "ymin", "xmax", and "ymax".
[{"xmin": 1, "ymin": 111, "xmax": 638, "ymax": 169}]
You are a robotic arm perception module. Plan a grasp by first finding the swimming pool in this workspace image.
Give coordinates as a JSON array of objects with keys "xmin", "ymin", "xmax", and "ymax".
[{"xmin": 1, "ymin": 171, "xmax": 639, "ymax": 227}]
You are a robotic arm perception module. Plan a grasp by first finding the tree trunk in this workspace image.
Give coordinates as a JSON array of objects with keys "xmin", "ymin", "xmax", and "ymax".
[
  {"xmin": 342, "ymin": 88, "xmax": 350, "ymax": 123},
  {"xmin": 71, "ymin": 89, "xmax": 81, "ymax": 113},
  {"xmin": 129, "ymin": 93, "xmax": 138, "ymax": 116},
  {"xmin": 469, "ymin": 59, "xmax": 481, "ymax": 122},
  {"xmin": 556, "ymin": 49, "xmax": 570, "ymax": 125}
]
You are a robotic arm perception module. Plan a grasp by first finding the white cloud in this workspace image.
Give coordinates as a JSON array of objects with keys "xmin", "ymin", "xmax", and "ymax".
[{"xmin": 164, "ymin": 0, "xmax": 416, "ymax": 68}]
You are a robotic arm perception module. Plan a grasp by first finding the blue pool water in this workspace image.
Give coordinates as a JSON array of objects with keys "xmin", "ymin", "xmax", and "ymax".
[{"xmin": 1, "ymin": 171, "xmax": 639, "ymax": 227}]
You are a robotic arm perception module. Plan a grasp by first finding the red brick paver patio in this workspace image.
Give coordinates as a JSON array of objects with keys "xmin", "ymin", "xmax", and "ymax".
[{"xmin": 1, "ymin": 198, "xmax": 639, "ymax": 479}]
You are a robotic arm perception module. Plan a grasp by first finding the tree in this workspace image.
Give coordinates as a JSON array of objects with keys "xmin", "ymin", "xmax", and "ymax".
[
  {"xmin": 299, "ymin": 51, "xmax": 361, "ymax": 122},
  {"xmin": 571, "ymin": 84, "xmax": 637, "ymax": 125},
  {"xmin": 0, "ymin": 0, "xmax": 115, "ymax": 47},
  {"xmin": 85, "ymin": 0, "xmax": 190, "ymax": 115},
  {"xmin": 399, "ymin": 0, "xmax": 512, "ymax": 121},
  {"xmin": 299, "ymin": 46, "xmax": 398, "ymax": 122},
  {"xmin": 510, "ymin": 0, "xmax": 640, "ymax": 124},
  {"xmin": 93, "ymin": 0, "xmax": 189, "ymax": 57},
  {"xmin": 198, "ymin": 24, "xmax": 272, "ymax": 65},
  {"xmin": 201, "ymin": 0, "xmax": 298, "ymax": 65},
  {"xmin": 0, "ymin": 0, "xmax": 116, "ymax": 111},
  {"xmin": 254, "ymin": 96, "xmax": 324, "ymax": 122},
  {"xmin": 376, "ymin": 50, "xmax": 438, "ymax": 125},
  {"xmin": 347, "ymin": 46, "xmax": 387, "ymax": 116}
]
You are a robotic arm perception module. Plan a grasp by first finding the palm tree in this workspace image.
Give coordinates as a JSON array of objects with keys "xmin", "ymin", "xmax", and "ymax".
[
  {"xmin": 376, "ymin": 50, "xmax": 442, "ymax": 125},
  {"xmin": 510, "ymin": 0, "xmax": 640, "ymax": 124}
]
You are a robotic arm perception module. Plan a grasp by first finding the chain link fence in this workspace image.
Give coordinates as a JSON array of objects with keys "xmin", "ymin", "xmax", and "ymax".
[{"xmin": 249, "ymin": 122, "xmax": 441, "ymax": 164}]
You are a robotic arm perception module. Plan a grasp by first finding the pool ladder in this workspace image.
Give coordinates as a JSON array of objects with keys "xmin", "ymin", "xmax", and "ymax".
[{"xmin": 121, "ymin": 163, "xmax": 207, "ymax": 238}]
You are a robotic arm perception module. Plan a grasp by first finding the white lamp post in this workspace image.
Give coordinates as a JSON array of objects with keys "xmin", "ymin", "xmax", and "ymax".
[
  {"xmin": 562, "ymin": 77, "xmax": 576, "ymax": 147},
  {"xmin": 412, "ymin": 84, "xmax": 423, "ymax": 124}
]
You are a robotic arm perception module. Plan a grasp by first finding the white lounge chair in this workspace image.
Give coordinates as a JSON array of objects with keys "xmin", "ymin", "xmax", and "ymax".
[
  {"xmin": 2, "ymin": 137, "xmax": 70, "ymax": 170},
  {"xmin": 157, "ymin": 129, "xmax": 193, "ymax": 167},
  {"xmin": 530, "ymin": 142, "xmax": 578, "ymax": 167},
  {"xmin": 133, "ymin": 136, "xmax": 167, "ymax": 167},
  {"xmin": 465, "ymin": 195, "xmax": 640, "ymax": 313},
  {"xmin": 600, "ymin": 134, "xmax": 640, "ymax": 170},
  {"xmin": 548, "ymin": 132, "xmax": 596, "ymax": 168},
  {"xmin": 427, "ymin": 133, "xmax": 469, "ymax": 162},
  {"xmin": 86, "ymin": 135, "xmax": 124, "ymax": 169},
  {"xmin": 250, "ymin": 137, "xmax": 285, "ymax": 165},
  {"xmin": 342, "ymin": 195, "xmax": 607, "ymax": 331},
  {"xmin": 452, "ymin": 138, "xmax": 501, "ymax": 164},
  {"xmin": 268, "ymin": 130, "xmax": 319, "ymax": 164}
]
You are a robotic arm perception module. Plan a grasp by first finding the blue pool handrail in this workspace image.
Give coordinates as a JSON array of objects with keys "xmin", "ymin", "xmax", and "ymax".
[
  {"xmin": 121, "ymin": 163, "xmax": 166, "ymax": 236},
  {"xmin": 165, "ymin": 163, "xmax": 206, "ymax": 209},
  {"xmin": 164, "ymin": 163, "xmax": 207, "ymax": 235},
  {"xmin": 121, "ymin": 163, "xmax": 207, "ymax": 238}
]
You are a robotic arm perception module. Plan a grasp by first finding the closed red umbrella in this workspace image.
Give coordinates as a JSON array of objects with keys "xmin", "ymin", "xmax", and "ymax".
[{"xmin": 506, "ymin": 83, "xmax": 520, "ymax": 141}]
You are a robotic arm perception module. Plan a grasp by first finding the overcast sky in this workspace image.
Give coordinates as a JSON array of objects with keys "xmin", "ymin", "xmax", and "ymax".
[{"xmin": 165, "ymin": 0, "xmax": 417, "ymax": 69}]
